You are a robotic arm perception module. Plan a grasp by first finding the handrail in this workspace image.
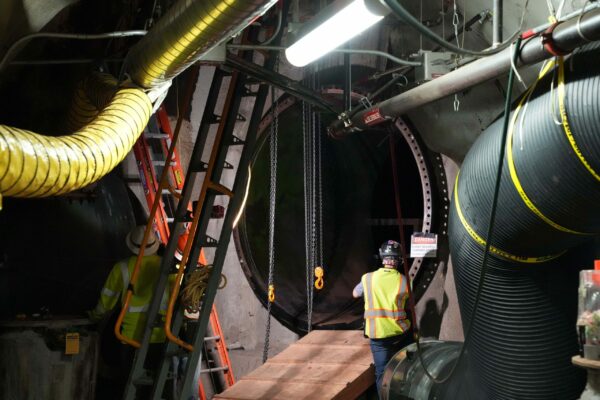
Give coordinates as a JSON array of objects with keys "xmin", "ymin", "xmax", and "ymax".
[
  {"xmin": 163, "ymin": 71, "xmax": 240, "ymax": 351},
  {"xmin": 114, "ymin": 66, "xmax": 199, "ymax": 347}
]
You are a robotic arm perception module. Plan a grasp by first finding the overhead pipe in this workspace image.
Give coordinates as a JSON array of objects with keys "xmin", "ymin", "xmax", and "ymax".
[
  {"xmin": 328, "ymin": 7, "xmax": 600, "ymax": 137},
  {"xmin": 450, "ymin": 44, "xmax": 600, "ymax": 399},
  {"xmin": 0, "ymin": 0, "xmax": 277, "ymax": 203},
  {"xmin": 492, "ymin": 0, "xmax": 503, "ymax": 47}
]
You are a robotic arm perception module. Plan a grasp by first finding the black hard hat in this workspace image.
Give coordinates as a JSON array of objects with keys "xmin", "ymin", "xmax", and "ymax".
[{"xmin": 379, "ymin": 240, "xmax": 401, "ymax": 259}]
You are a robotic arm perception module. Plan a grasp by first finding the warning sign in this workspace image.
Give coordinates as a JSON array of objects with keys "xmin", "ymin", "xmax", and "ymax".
[
  {"xmin": 363, "ymin": 108, "xmax": 386, "ymax": 126},
  {"xmin": 410, "ymin": 232, "xmax": 438, "ymax": 258}
]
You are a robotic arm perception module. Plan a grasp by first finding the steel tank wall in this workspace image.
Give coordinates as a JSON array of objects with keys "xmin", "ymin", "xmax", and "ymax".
[
  {"xmin": 234, "ymin": 83, "xmax": 450, "ymax": 333},
  {"xmin": 0, "ymin": 172, "xmax": 139, "ymax": 318},
  {"xmin": 0, "ymin": 319, "xmax": 98, "ymax": 400}
]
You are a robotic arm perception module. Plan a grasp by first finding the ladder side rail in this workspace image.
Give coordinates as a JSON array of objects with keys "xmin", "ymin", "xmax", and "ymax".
[
  {"xmin": 156, "ymin": 107, "xmax": 186, "ymax": 190},
  {"xmin": 148, "ymin": 67, "xmax": 227, "ymax": 400},
  {"xmin": 123, "ymin": 68, "xmax": 221, "ymax": 400},
  {"xmin": 133, "ymin": 139, "xmax": 170, "ymax": 244},
  {"xmin": 209, "ymin": 305, "xmax": 235, "ymax": 387},
  {"xmin": 177, "ymin": 66, "xmax": 275, "ymax": 400}
]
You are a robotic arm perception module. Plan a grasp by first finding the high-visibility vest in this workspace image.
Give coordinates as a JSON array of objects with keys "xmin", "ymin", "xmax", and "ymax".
[
  {"xmin": 362, "ymin": 268, "xmax": 411, "ymax": 339},
  {"xmin": 91, "ymin": 256, "xmax": 176, "ymax": 343}
]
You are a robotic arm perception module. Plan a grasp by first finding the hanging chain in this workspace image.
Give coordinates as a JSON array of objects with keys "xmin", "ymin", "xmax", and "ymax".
[
  {"xmin": 263, "ymin": 57, "xmax": 279, "ymax": 363},
  {"xmin": 302, "ymin": 100, "xmax": 313, "ymax": 332},
  {"xmin": 317, "ymin": 112, "xmax": 323, "ymax": 268},
  {"xmin": 453, "ymin": 0, "xmax": 461, "ymax": 112},
  {"xmin": 302, "ymin": 100, "xmax": 311, "ymax": 328}
]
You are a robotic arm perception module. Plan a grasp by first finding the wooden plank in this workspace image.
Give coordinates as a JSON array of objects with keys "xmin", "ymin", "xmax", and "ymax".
[
  {"xmin": 216, "ymin": 330, "xmax": 375, "ymax": 400},
  {"xmin": 269, "ymin": 343, "xmax": 373, "ymax": 366},
  {"xmin": 298, "ymin": 330, "xmax": 369, "ymax": 346},
  {"xmin": 573, "ymin": 355, "xmax": 600, "ymax": 369},
  {"xmin": 243, "ymin": 362, "xmax": 373, "ymax": 385},
  {"xmin": 213, "ymin": 381, "xmax": 348, "ymax": 400},
  {"xmin": 333, "ymin": 366, "xmax": 375, "ymax": 400}
]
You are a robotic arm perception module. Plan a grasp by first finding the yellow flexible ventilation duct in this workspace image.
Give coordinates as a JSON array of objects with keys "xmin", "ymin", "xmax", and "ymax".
[
  {"xmin": 0, "ymin": 0, "xmax": 276, "ymax": 205},
  {"xmin": 127, "ymin": 0, "xmax": 277, "ymax": 88},
  {"xmin": 0, "ymin": 76, "xmax": 151, "ymax": 199}
]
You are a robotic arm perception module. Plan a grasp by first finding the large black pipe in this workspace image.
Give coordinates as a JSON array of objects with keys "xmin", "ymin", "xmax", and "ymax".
[
  {"xmin": 328, "ymin": 7, "xmax": 600, "ymax": 137},
  {"xmin": 449, "ymin": 43, "xmax": 600, "ymax": 399}
]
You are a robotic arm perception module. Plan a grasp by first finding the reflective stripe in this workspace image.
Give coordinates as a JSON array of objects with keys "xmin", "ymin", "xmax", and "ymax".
[
  {"xmin": 159, "ymin": 292, "xmax": 168, "ymax": 313},
  {"xmin": 364, "ymin": 309, "xmax": 407, "ymax": 319},
  {"xmin": 102, "ymin": 287, "xmax": 117, "ymax": 297},
  {"xmin": 365, "ymin": 273, "xmax": 376, "ymax": 338},
  {"xmin": 398, "ymin": 319, "xmax": 411, "ymax": 331},
  {"xmin": 119, "ymin": 261, "xmax": 130, "ymax": 291},
  {"xmin": 128, "ymin": 304, "xmax": 149, "ymax": 313}
]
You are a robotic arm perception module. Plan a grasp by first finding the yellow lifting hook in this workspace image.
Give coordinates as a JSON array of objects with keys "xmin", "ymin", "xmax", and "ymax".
[
  {"xmin": 268, "ymin": 284, "xmax": 275, "ymax": 303},
  {"xmin": 314, "ymin": 266, "xmax": 324, "ymax": 290}
]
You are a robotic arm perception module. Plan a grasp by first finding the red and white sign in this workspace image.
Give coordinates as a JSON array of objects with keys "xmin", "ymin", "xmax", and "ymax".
[
  {"xmin": 363, "ymin": 108, "xmax": 386, "ymax": 126},
  {"xmin": 410, "ymin": 232, "xmax": 438, "ymax": 258}
]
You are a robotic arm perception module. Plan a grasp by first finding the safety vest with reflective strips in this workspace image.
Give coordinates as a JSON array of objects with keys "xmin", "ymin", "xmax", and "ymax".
[
  {"xmin": 362, "ymin": 268, "xmax": 411, "ymax": 339},
  {"xmin": 91, "ymin": 255, "xmax": 176, "ymax": 343}
]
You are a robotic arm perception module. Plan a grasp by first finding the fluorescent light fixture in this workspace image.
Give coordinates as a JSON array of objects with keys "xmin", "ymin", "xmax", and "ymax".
[{"xmin": 285, "ymin": 0, "xmax": 387, "ymax": 67}]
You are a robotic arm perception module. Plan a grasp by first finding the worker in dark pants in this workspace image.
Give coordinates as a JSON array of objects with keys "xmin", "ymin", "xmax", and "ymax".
[{"xmin": 353, "ymin": 240, "xmax": 413, "ymax": 398}]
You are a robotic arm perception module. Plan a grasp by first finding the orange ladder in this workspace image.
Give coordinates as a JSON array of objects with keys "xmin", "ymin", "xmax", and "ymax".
[{"xmin": 131, "ymin": 104, "xmax": 235, "ymax": 398}]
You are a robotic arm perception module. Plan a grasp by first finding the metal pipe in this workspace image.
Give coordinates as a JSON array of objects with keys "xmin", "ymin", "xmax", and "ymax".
[
  {"xmin": 328, "ymin": 7, "xmax": 600, "ymax": 137},
  {"xmin": 344, "ymin": 51, "xmax": 351, "ymax": 110},
  {"xmin": 224, "ymin": 53, "xmax": 338, "ymax": 113},
  {"xmin": 0, "ymin": 31, "xmax": 146, "ymax": 73},
  {"xmin": 227, "ymin": 44, "xmax": 421, "ymax": 66},
  {"xmin": 493, "ymin": 0, "xmax": 503, "ymax": 46}
]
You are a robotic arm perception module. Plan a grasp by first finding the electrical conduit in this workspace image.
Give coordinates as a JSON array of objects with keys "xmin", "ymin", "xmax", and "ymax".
[{"xmin": 449, "ymin": 43, "xmax": 600, "ymax": 399}]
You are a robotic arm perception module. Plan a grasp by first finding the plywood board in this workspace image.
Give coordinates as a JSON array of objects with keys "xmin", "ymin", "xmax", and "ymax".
[{"xmin": 215, "ymin": 330, "xmax": 374, "ymax": 400}]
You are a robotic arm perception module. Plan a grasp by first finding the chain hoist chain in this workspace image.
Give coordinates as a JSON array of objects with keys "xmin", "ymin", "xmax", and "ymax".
[
  {"xmin": 453, "ymin": 0, "xmax": 461, "ymax": 112},
  {"xmin": 263, "ymin": 56, "xmax": 279, "ymax": 363},
  {"xmin": 302, "ymin": 100, "xmax": 312, "ymax": 332},
  {"xmin": 317, "ymin": 111, "xmax": 323, "ymax": 268}
]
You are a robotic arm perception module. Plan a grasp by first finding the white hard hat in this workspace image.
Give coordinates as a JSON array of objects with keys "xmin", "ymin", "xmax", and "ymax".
[{"xmin": 126, "ymin": 226, "xmax": 160, "ymax": 256}]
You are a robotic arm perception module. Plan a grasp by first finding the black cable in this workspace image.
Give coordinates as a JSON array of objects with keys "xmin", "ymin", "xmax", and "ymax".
[
  {"xmin": 383, "ymin": 0, "xmax": 518, "ymax": 56},
  {"xmin": 407, "ymin": 35, "xmax": 523, "ymax": 385}
]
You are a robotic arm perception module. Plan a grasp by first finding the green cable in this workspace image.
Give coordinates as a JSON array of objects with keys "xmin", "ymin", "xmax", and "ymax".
[{"xmin": 411, "ymin": 35, "xmax": 524, "ymax": 385}]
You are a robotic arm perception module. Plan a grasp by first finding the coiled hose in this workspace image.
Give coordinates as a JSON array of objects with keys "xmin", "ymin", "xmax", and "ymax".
[
  {"xmin": 0, "ymin": 74, "xmax": 151, "ymax": 199},
  {"xmin": 449, "ymin": 43, "xmax": 600, "ymax": 399}
]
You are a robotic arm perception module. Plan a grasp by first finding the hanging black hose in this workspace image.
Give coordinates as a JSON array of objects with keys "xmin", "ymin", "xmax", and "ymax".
[
  {"xmin": 389, "ymin": 36, "xmax": 523, "ymax": 387},
  {"xmin": 450, "ymin": 42, "xmax": 600, "ymax": 399}
]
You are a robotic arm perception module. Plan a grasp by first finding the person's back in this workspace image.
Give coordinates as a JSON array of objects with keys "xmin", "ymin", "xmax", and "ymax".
[{"xmin": 353, "ymin": 240, "xmax": 413, "ymax": 397}]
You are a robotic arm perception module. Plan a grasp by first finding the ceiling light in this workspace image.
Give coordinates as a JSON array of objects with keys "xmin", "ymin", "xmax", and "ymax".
[{"xmin": 285, "ymin": 0, "xmax": 389, "ymax": 67}]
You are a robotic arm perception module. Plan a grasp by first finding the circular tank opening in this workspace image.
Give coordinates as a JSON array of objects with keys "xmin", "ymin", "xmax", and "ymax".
[{"xmin": 234, "ymin": 85, "xmax": 444, "ymax": 333}]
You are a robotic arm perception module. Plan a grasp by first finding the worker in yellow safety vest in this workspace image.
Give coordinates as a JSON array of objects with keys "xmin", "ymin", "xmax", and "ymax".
[
  {"xmin": 353, "ymin": 240, "xmax": 413, "ymax": 396},
  {"xmin": 89, "ymin": 225, "xmax": 177, "ymax": 397},
  {"xmin": 89, "ymin": 226, "xmax": 175, "ymax": 343}
]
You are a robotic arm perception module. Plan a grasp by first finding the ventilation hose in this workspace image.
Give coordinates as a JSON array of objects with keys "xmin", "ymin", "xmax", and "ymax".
[
  {"xmin": 0, "ymin": 0, "xmax": 277, "ymax": 203},
  {"xmin": 126, "ymin": 0, "xmax": 277, "ymax": 89},
  {"xmin": 0, "ymin": 74, "xmax": 152, "ymax": 199},
  {"xmin": 449, "ymin": 43, "xmax": 600, "ymax": 399}
]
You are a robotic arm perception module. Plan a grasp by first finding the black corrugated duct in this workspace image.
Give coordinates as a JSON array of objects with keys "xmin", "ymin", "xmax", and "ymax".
[{"xmin": 449, "ymin": 43, "xmax": 600, "ymax": 399}]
